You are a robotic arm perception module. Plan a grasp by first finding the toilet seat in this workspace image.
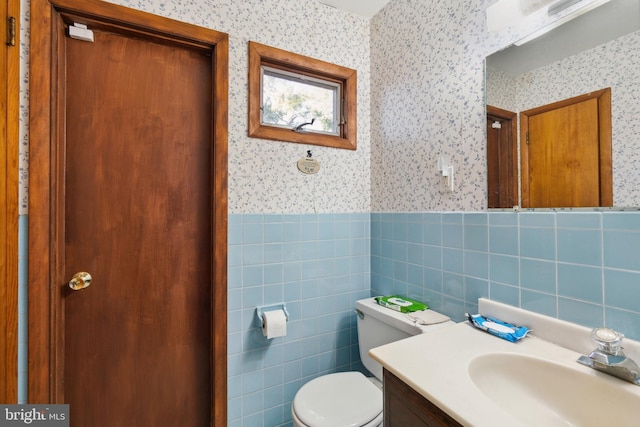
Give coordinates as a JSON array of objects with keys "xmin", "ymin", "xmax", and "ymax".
[
  {"xmin": 292, "ymin": 372, "xmax": 382, "ymax": 427},
  {"xmin": 292, "ymin": 408, "xmax": 382, "ymax": 427}
]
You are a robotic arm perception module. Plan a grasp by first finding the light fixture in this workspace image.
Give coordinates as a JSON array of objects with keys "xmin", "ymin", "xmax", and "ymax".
[
  {"xmin": 486, "ymin": 0, "xmax": 556, "ymax": 33},
  {"xmin": 514, "ymin": 0, "xmax": 612, "ymax": 46},
  {"xmin": 548, "ymin": 0, "xmax": 581, "ymax": 15}
]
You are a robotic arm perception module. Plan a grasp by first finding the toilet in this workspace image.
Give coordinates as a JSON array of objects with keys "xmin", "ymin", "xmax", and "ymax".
[{"xmin": 291, "ymin": 297, "xmax": 454, "ymax": 427}]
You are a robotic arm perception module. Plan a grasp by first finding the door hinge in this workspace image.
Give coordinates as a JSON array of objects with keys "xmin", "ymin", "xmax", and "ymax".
[
  {"xmin": 526, "ymin": 132, "xmax": 530, "ymax": 144},
  {"xmin": 6, "ymin": 17, "xmax": 16, "ymax": 46}
]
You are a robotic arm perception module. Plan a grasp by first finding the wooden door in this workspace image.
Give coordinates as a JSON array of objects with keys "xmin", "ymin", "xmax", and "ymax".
[
  {"xmin": 0, "ymin": 0, "xmax": 20, "ymax": 404},
  {"xmin": 487, "ymin": 105, "xmax": 517, "ymax": 209},
  {"xmin": 28, "ymin": 1, "xmax": 228, "ymax": 426},
  {"xmin": 64, "ymin": 25, "xmax": 213, "ymax": 427},
  {"xmin": 520, "ymin": 89, "xmax": 612, "ymax": 208}
]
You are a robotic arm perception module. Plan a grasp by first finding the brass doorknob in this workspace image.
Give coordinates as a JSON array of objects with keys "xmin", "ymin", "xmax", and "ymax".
[{"xmin": 69, "ymin": 272, "xmax": 92, "ymax": 290}]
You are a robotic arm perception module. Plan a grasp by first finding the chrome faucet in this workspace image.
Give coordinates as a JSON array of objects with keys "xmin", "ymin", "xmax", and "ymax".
[{"xmin": 577, "ymin": 327, "xmax": 640, "ymax": 385}]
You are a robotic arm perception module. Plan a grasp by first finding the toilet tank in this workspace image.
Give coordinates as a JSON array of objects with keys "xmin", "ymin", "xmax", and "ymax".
[{"xmin": 355, "ymin": 297, "xmax": 454, "ymax": 381}]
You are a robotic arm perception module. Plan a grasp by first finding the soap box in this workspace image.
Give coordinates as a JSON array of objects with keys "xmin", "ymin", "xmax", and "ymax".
[{"xmin": 375, "ymin": 295, "xmax": 427, "ymax": 313}]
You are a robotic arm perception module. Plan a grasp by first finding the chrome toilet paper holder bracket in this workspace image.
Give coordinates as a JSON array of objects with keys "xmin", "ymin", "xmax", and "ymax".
[{"xmin": 256, "ymin": 303, "xmax": 290, "ymax": 328}]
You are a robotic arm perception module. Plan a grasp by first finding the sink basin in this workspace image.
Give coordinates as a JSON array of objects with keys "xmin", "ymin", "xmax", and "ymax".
[{"xmin": 468, "ymin": 352, "xmax": 640, "ymax": 426}]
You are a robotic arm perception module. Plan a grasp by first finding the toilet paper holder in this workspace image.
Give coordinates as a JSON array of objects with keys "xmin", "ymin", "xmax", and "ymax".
[{"xmin": 256, "ymin": 303, "xmax": 290, "ymax": 328}]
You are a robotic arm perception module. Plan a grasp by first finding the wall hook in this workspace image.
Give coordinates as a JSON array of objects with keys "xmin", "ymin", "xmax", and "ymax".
[{"xmin": 438, "ymin": 155, "xmax": 455, "ymax": 192}]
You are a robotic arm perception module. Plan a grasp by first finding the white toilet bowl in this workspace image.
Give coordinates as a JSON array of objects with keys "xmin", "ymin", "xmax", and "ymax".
[
  {"xmin": 291, "ymin": 372, "xmax": 383, "ymax": 427},
  {"xmin": 290, "ymin": 297, "xmax": 454, "ymax": 427}
]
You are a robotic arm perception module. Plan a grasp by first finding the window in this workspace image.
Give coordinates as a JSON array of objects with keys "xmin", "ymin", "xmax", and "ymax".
[
  {"xmin": 248, "ymin": 41, "xmax": 357, "ymax": 150},
  {"xmin": 261, "ymin": 66, "xmax": 341, "ymax": 135}
]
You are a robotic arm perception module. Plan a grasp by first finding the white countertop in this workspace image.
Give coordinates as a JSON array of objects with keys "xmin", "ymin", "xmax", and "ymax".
[{"xmin": 369, "ymin": 320, "xmax": 640, "ymax": 427}]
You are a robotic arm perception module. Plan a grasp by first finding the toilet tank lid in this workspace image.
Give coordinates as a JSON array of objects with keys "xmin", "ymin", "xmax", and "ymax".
[
  {"xmin": 356, "ymin": 297, "xmax": 455, "ymax": 335},
  {"xmin": 293, "ymin": 372, "xmax": 382, "ymax": 427}
]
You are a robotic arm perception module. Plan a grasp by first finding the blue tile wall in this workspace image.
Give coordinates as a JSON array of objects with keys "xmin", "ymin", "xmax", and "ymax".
[
  {"xmin": 371, "ymin": 211, "xmax": 640, "ymax": 339},
  {"xmin": 228, "ymin": 213, "xmax": 370, "ymax": 427},
  {"xmin": 18, "ymin": 215, "xmax": 28, "ymax": 404},
  {"xmin": 16, "ymin": 210, "xmax": 640, "ymax": 424}
]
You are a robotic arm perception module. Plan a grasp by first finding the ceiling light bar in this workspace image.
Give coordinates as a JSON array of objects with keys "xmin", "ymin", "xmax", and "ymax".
[
  {"xmin": 548, "ymin": 0, "xmax": 582, "ymax": 15},
  {"xmin": 514, "ymin": 0, "xmax": 612, "ymax": 46}
]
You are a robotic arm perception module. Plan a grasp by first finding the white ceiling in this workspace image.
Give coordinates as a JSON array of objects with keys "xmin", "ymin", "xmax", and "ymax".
[{"xmin": 316, "ymin": 0, "xmax": 392, "ymax": 18}]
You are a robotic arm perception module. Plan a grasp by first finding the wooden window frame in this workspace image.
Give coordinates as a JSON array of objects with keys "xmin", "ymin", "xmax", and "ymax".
[{"xmin": 248, "ymin": 41, "xmax": 357, "ymax": 150}]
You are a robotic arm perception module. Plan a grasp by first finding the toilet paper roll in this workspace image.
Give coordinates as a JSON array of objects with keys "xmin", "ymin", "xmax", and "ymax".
[{"xmin": 262, "ymin": 309, "xmax": 287, "ymax": 339}]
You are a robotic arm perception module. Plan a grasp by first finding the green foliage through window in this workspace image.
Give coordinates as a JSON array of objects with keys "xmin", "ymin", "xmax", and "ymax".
[{"xmin": 261, "ymin": 67, "xmax": 340, "ymax": 135}]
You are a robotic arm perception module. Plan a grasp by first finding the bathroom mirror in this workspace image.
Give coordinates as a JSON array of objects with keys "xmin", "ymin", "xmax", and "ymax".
[{"xmin": 485, "ymin": 0, "xmax": 640, "ymax": 208}]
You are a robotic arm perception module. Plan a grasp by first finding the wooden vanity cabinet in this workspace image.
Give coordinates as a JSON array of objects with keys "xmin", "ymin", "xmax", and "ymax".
[{"xmin": 383, "ymin": 368, "xmax": 463, "ymax": 427}]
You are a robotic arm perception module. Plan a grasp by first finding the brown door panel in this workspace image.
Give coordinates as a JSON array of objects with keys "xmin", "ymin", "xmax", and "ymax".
[
  {"xmin": 63, "ymin": 28, "xmax": 212, "ymax": 426},
  {"xmin": 487, "ymin": 105, "xmax": 517, "ymax": 209},
  {"xmin": 28, "ymin": 1, "xmax": 228, "ymax": 425},
  {"xmin": 520, "ymin": 88, "xmax": 612, "ymax": 208}
]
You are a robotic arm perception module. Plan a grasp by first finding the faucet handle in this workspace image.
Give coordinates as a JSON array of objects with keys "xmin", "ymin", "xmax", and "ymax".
[{"xmin": 592, "ymin": 327, "xmax": 624, "ymax": 355}]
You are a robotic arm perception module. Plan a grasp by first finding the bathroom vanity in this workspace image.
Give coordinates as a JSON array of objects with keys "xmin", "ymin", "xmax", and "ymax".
[
  {"xmin": 383, "ymin": 368, "xmax": 461, "ymax": 426},
  {"xmin": 370, "ymin": 299, "xmax": 640, "ymax": 427}
]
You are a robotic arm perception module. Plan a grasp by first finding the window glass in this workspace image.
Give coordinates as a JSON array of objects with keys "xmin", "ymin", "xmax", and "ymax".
[{"xmin": 261, "ymin": 66, "xmax": 340, "ymax": 135}]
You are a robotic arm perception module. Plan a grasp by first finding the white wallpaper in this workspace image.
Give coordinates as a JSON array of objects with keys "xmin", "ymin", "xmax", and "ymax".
[
  {"xmin": 19, "ymin": 0, "xmax": 29, "ymax": 213},
  {"xmin": 487, "ymin": 30, "xmax": 640, "ymax": 207},
  {"xmin": 486, "ymin": 66, "xmax": 517, "ymax": 112},
  {"xmin": 109, "ymin": 0, "xmax": 373, "ymax": 214},
  {"xmin": 18, "ymin": 0, "xmax": 617, "ymax": 214},
  {"xmin": 369, "ymin": 0, "xmax": 613, "ymax": 212},
  {"xmin": 19, "ymin": 0, "xmax": 371, "ymax": 214},
  {"xmin": 370, "ymin": 0, "xmax": 505, "ymax": 212},
  {"xmin": 371, "ymin": 0, "xmax": 467, "ymax": 211}
]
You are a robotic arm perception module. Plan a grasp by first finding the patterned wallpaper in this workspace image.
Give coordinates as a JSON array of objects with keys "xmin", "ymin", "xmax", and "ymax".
[
  {"xmin": 487, "ymin": 30, "xmax": 640, "ymax": 207},
  {"xmin": 369, "ymin": 0, "xmax": 622, "ymax": 212},
  {"xmin": 371, "ymin": 0, "xmax": 472, "ymax": 212},
  {"xmin": 18, "ymin": 0, "xmax": 620, "ymax": 215},
  {"xmin": 486, "ymin": 66, "xmax": 517, "ymax": 112},
  {"xmin": 18, "ymin": 0, "xmax": 28, "ymax": 213},
  {"xmin": 19, "ymin": 0, "xmax": 372, "ymax": 214},
  {"xmin": 369, "ymin": 0, "xmax": 497, "ymax": 212}
]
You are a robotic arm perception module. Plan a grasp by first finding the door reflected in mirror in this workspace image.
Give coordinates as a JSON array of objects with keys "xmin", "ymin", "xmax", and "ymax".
[
  {"xmin": 485, "ymin": 0, "xmax": 640, "ymax": 208},
  {"xmin": 487, "ymin": 106, "xmax": 517, "ymax": 208},
  {"xmin": 519, "ymin": 88, "xmax": 612, "ymax": 208}
]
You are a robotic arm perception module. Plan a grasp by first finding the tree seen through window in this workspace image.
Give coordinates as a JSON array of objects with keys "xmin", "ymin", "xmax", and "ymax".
[{"xmin": 262, "ymin": 68, "xmax": 338, "ymax": 134}]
